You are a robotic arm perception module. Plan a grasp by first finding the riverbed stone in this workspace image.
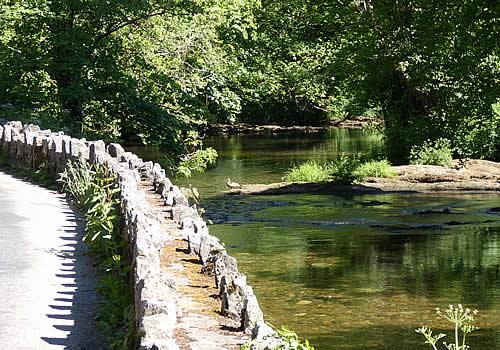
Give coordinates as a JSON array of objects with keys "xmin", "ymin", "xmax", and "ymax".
[
  {"xmin": 249, "ymin": 322, "xmax": 282, "ymax": 350},
  {"xmin": 22, "ymin": 124, "xmax": 41, "ymax": 133},
  {"xmin": 198, "ymin": 234, "xmax": 225, "ymax": 265},
  {"xmin": 6, "ymin": 121, "xmax": 22, "ymax": 130},
  {"xmin": 156, "ymin": 178, "xmax": 173, "ymax": 196}
]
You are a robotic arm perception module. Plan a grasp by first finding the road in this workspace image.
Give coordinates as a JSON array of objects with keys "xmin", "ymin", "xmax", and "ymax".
[{"xmin": 0, "ymin": 170, "xmax": 103, "ymax": 349}]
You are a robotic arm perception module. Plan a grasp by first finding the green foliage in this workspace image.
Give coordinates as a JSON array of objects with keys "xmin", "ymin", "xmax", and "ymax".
[
  {"xmin": 329, "ymin": 154, "xmax": 362, "ymax": 185},
  {"xmin": 416, "ymin": 304, "xmax": 479, "ymax": 350},
  {"xmin": 177, "ymin": 147, "xmax": 218, "ymax": 178},
  {"xmin": 354, "ymin": 1, "xmax": 500, "ymax": 161},
  {"xmin": 1, "ymin": 0, "xmax": 498, "ymax": 162},
  {"xmin": 240, "ymin": 326, "xmax": 314, "ymax": 350},
  {"xmin": 0, "ymin": 0, "xmax": 257, "ymax": 145},
  {"xmin": 354, "ymin": 159, "xmax": 397, "ymax": 178},
  {"xmin": 284, "ymin": 155, "xmax": 363, "ymax": 184},
  {"xmin": 58, "ymin": 159, "xmax": 134, "ymax": 349},
  {"xmin": 284, "ymin": 161, "xmax": 332, "ymax": 183},
  {"xmin": 409, "ymin": 139, "xmax": 453, "ymax": 167},
  {"xmin": 171, "ymin": 130, "xmax": 218, "ymax": 178},
  {"xmin": 274, "ymin": 327, "xmax": 315, "ymax": 350}
]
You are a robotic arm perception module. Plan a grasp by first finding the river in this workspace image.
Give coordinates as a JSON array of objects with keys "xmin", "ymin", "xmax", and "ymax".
[{"xmin": 128, "ymin": 128, "xmax": 500, "ymax": 350}]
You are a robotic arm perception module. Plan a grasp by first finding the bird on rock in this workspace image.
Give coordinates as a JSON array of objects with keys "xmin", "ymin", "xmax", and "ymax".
[{"xmin": 225, "ymin": 178, "xmax": 241, "ymax": 189}]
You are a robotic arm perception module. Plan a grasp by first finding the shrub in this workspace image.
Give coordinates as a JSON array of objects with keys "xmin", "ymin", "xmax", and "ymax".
[
  {"xmin": 176, "ymin": 147, "xmax": 218, "ymax": 178},
  {"xmin": 284, "ymin": 154, "xmax": 364, "ymax": 184},
  {"xmin": 416, "ymin": 304, "xmax": 479, "ymax": 350},
  {"xmin": 409, "ymin": 138, "xmax": 453, "ymax": 167},
  {"xmin": 329, "ymin": 154, "xmax": 362, "ymax": 184},
  {"xmin": 58, "ymin": 159, "xmax": 134, "ymax": 349},
  {"xmin": 284, "ymin": 160, "xmax": 331, "ymax": 182},
  {"xmin": 355, "ymin": 159, "xmax": 397, "ymax": 178},
  {"xmin": 241, "ymin": 326, "xmax": 314, "ymax": 350}
]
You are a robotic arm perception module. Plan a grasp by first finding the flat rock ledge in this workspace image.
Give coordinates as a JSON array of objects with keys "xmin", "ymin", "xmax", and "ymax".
[
  {"xmin": 227, "ymin": 160, "xmax": 500, "ymax": 196},
  {"xmin": 0, "ymin": 120, "xmax": 287, "ymax": 350}
]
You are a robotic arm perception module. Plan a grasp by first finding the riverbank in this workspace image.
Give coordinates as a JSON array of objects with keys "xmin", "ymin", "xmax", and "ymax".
[
  {"xmin": 204, "ymin": 116, "xmax": 380, "ymax": 135},
  {"xmin": 225, "ymin": 159, "xmax": 500, "ymax": 195}
]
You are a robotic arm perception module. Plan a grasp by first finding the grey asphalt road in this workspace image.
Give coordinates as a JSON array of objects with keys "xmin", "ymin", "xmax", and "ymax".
[{"xmin": 0, "ymin": 170, "xmax": 104, "ymax": 349}]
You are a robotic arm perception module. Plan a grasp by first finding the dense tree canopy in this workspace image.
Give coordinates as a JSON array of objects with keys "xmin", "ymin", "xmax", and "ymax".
[{"xmin": 0, "ymin": 0, "xmax": 498, "ymax": 162}]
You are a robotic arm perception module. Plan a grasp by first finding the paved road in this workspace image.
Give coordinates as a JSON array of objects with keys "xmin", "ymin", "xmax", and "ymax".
[{"xmin": 0, "ymin": 170, "xmax": 103, "ymax": 349}]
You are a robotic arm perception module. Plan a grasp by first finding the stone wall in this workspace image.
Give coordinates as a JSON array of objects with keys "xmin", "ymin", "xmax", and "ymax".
[{"xmin": 0, "ymin": 121, "xmax": 285, "ymax": 350}]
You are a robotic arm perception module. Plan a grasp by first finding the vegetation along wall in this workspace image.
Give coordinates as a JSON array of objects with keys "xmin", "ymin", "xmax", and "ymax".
[{"xmin": 0, "ymin": 120, "xmax": 292, "ymax": 349}]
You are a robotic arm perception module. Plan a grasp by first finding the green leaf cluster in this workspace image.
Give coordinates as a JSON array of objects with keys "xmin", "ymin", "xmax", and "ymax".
[
  {"xmin": 1, "ymin": 0, "xmax": 499, "ymax": 162},
  {"xmin": 58, "ymin": 159, "xmax": 134, "ymax": 349},
  {"xmin": 409, "ymin": 139, "xmax": 453, "ymax": 167}
]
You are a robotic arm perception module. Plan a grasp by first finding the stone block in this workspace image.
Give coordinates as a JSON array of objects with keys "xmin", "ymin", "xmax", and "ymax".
[
  {"xmin": 220, "ymin": 274, "xmax": 247, "ymax": 323},
  {"xmin": 214, "ymin": 253, "xmax": 239, "ymax": 288},
  {"xmin": 107, "ymin": 143, "xmax": 125, "ymax": 158},
  {"xmin": 243, "ymin": 287, "xmax": 264, "ymax": 333}
]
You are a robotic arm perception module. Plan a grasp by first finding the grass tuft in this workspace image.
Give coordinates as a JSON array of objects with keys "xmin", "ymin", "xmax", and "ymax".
[{"xmin": 355, "ymin": 159, "xmax": 397, "ymax": 178}]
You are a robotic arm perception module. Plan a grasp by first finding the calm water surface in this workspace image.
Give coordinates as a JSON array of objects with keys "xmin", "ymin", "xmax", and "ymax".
[{"xmin": 129, "ymin": 128, "xmax": 500, "ymax": 350}]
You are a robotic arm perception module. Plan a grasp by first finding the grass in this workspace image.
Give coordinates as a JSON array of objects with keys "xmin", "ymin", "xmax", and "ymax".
[
  {"xmin": 284, "ymin": 160, "xmax": 332, "ymax": 182},
  {"xmin": 354, "ymin": 159, "xmax": 397, "ymax": 178},
  {"xmin": 284, "ymin": 156, "xmax": 396, "ymax": 184}
]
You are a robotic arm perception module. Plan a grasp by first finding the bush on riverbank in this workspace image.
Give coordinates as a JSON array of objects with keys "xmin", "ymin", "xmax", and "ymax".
[
  {"xmin": 409, "ymin": 139, "xmax": 453, "ymax": 167},
  {"xmin": 354, "ymin": 160, "xmax": 397, "ymax": 179},
  {"xmin": 284, "ymin": 157, "xmax": 396, "ymax": 184},
  {"xmin": 59, "ymin": 159, "xmax": 134, "ymax": 349},
  {"xmin": 330, "ymin": 154, "xmax": 363, "ymax": 184},
  {"xmin": 284, "ymin": 161, "xmax": 332, "ymax": 183}
]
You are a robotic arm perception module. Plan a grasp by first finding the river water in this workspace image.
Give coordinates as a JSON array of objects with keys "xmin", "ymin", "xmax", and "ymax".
[{"xmin": 128, "ymin": 128, "xmax": 500, "ymax": 350}]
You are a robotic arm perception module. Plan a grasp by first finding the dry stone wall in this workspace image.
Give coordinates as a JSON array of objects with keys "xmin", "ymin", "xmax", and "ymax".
[{"xmin": 0, "ymin": 120, "xmax": 286, "ymax": 350}]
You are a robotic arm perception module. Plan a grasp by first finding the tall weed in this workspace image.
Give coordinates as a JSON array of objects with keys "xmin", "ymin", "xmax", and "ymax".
[{"xmin": 58, "ymin": 159, "xmax": 134, "ymax": 349}]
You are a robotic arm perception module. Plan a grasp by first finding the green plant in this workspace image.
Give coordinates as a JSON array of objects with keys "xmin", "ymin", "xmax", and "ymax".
[
  {"xmin": 329, "ymin": 154, "xmax": 362, "ymax": 184},
  {"xmin": 409, "ymin": 139, "xmax": 453, "ymax": 167},
  {"xmin": 274, "ymin": 327, "xmax": 315, "ymax": 350},
  {"xmin": 176, "ymin": 147, "xmax": 218, "ymax": 178},
  {"xmin": 416, "ymin": 304, "xmax": 479, "ymax": 350},
  {"xmin": 58, "ymin": 159, "xmax": 134, "ymax": 349},
  {"xmin": 0, "ymin": 159, "xmax": 52, "ymax": 187},
  {"xmin": 354, "ymin": 159, "xmax": 397, "ymax": 179},
  {"xmin": 0, "ymin": 153, "xmax": 7, "ymax": 167},
  {"xmin": 284, "ymin": 160, "xmax": 331, "ymax": 183},
  {"xmin": 240, "ymin": 326, "xmax": 314, "ymax": 350},
  {"xmin": 284, "ymin": 155, "xmax": 363, "ymax": 184}
]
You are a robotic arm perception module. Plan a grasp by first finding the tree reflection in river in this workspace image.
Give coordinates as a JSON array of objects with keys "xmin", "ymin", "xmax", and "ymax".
[{"xmin": 209, "ymin": 193, "xmax": 500, "ymax": 350}]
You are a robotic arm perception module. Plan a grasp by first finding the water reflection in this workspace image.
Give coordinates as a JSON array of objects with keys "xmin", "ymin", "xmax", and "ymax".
[
  {"xmin": 127, "ymin": 128, "xmax": 500, "ymax": 349},
  {"xmin": 128, "ymin": 128, "xmax": 384, "ymax": 197},
  {"xmin": 209, "ymin": 194, "xmax": 500, "ymax": 350}
]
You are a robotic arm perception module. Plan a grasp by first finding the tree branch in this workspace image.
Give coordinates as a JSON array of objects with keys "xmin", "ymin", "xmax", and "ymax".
[{"xmin": 96, "ymin": 9, "xmax": 169, "ymax": 43}]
